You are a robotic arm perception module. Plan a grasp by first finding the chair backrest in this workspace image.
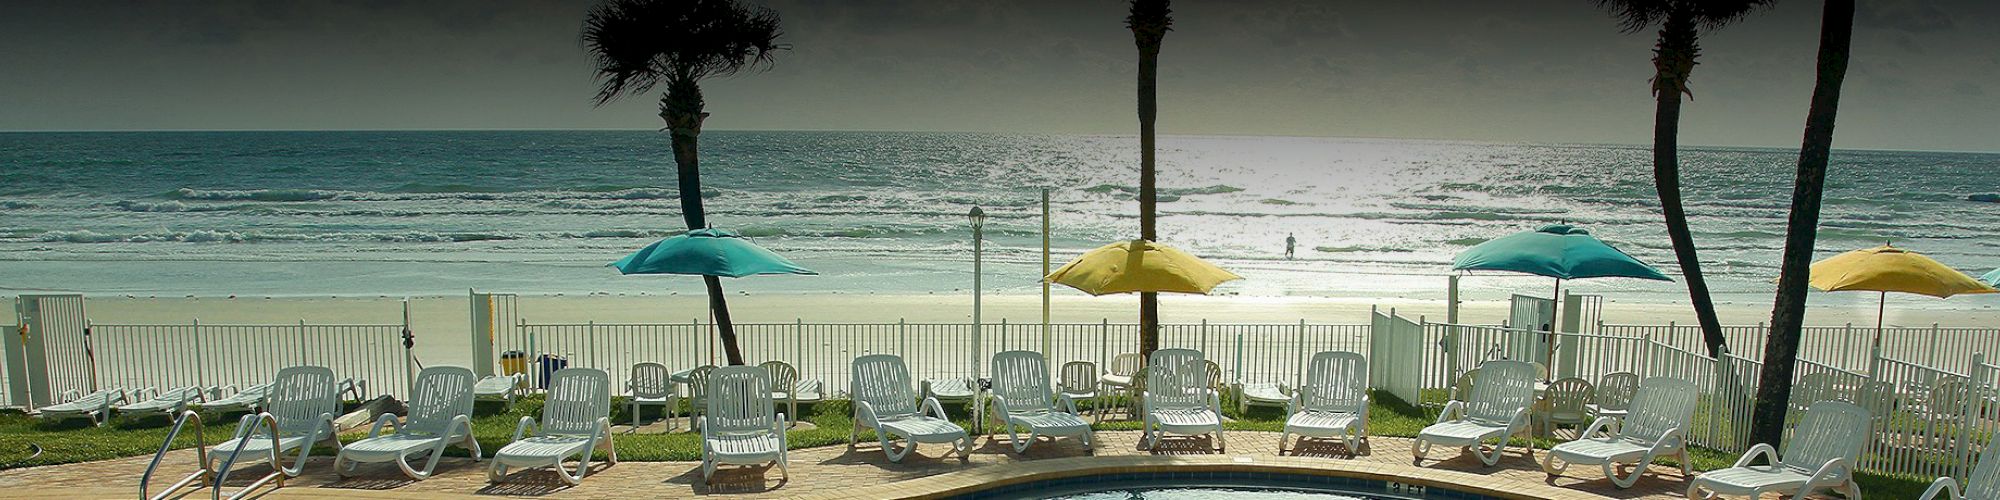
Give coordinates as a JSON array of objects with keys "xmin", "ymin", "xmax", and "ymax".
[
  {"xmin": 706, "ymin": 365, "xmax": 774, "ymax": 432},
  {"xmin": 1852, "ymin": 380, "xmax": 1896, "ymax": 423},
  {"xmin": 1545, "ymin": 377, "xmax": 1595, "ymax": 414},
  {"xmin": 541, "ymin": 368, "xmax": 611, "ymax": 436},
  {"xmin": 630, "ymin": 362, "xmax": 671, "ymax": 399},
  {"xmin": 405, "ymin": 366, "xmax": 476, "ymax": 436},
  {"xmin": 1781, "ymin": 400, "xmax": 1871, "ymax": 473},
  {"xmin": 1059, "ymin": 361, "xmax": 1096, "ymax": 395},
  {"xmin": 991, "ymin": 351, "xmax": 1053, "ymax": 413},
  {"xmin": 1966, "ymin": 438, "xmax": 2000, "ymax": 498},
  {"xmin": 1452, "ymin": 369, "xmax": 1480, "ymax": 401},
  {"xmin": 268, "ymin": 366, "xmax": 339, "ymax": 437},
  {"xmin": 1595, "ymin": 372, "xmax": 1640, "ymax": 411},
  {"xmin": 1794, "ymin": 373, "xmax": 1840, "ymax": 407},
  {"xmin": 1464, "ymin": 360, "xmax": 1535, "ymax": 424},
  {"xmin": 686, "ymin": 365, "xmax": 718, "ymax": 402},
  {"xmin": 1932, "ymin": 377, "xmax": 1971, "ymax": 414},
  {"xmin": 1202, "ymin": 360, "xmax": 1223, "ymax": 390},
  {"xmin": 1146, "ymin": 349, "xmax": 1207, "ymax": 410},
  {"xmin": 1618, "ymin": 377, "xmax": 1698, "ymax": 445},
  {"xmin": 759, "ymin": 361, "xmax": 799, "ymax": 394},
  {"xmin": 161, "ymin": 386, "xmax": 204, "ymax": 403},
  {"xmin": 1109, "ymin": 353, "xmax": 1144, "ymax": 377},
  {"xmin": 1299, "ymin": 351, "xmax": 1366, "ymax": 414},
  {"xmin": 851, "ymin": 354, "xmax": 919, "ymax": 418}
]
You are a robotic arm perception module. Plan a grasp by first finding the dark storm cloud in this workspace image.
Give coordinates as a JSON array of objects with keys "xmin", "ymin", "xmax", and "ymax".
[{"xmin": 0, "ymin": 0, "xmax": 1993, "ymax": 152}]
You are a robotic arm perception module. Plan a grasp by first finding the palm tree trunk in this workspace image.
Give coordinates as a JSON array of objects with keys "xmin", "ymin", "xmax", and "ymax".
[
  {"xmin": 1136, "ymin": 37, "xmax": 1161, "ymax": 360},
  {"xmin": 1751, "ymin": 0, "xmax": 1854, "ymax": 447},
  {"xmin": 662, "ymin": 83, "xmax": 746, "ymax": 366},
  {"xmin": 1651, "ymin": 11, "xmax": 1729, "ymax": 358}
]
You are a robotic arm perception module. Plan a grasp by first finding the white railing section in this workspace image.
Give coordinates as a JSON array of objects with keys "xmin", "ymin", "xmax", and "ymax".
[
  {"xmin": 89, "ymin": 320, "xmax": 409, "ymax": 399},
  {"xmin": 1602, "ymin": 323, "xmax": 2000, "ymax": 373}
]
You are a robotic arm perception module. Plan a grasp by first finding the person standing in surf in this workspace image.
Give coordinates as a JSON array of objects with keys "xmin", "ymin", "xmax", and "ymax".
[{"xmin": 1285, "ymin": 233, "xmax": 1296, "ymax": 260}]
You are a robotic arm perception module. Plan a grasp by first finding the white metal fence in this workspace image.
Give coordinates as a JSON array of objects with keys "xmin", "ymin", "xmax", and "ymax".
[
  {"xmin": 1602, "ymin": 323, "xmax": 2000, "ymax": 373},
  {"xmin": 89, "ymin": 320, "xmax": 412, "ymax": 399}
]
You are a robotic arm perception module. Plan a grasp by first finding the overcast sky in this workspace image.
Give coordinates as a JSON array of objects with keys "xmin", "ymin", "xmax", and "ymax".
[{"xmin": 0, "ymin": 0, "xmax": 1994, "ymax": 151}]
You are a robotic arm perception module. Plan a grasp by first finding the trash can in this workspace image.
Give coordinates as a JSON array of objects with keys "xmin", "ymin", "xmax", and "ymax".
[
  {"xmin": 537, "ymin": 354, "xmax": 569, "ymax": 389},
  {"xmin": 500, "ymin": 350, "xmax": 527, "ymax": 375}
]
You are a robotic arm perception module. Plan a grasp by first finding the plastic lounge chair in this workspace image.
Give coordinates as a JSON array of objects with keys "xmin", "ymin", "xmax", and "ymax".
[
  {"xmin": 1451, "ymin": 369, "xmax": 1481, "ymax": 403},
  {"xmin": 488, "ymin": 367, "xmax": 617, "ymax": 485},
  {"xmin": 1414, "ymin": 360, "xmax": 1535, "ymax": 466},
  {"xmin": 761, "ymin": 360, "xmax": 822, "ymax": 422},
  {"xmin": 475, "ymin": 373, "xmax": 525, "ymax": 409},
  {"xmin": 1240, "ymin": 382, "xmax": 1291, "ymax": 414},
  {"xmin": 1057, "ymin": 361, "xmax": 1099, "ymax": 421},
  {"xmin": 922, "ymin": 376, "xmax": 976, "ymax": 412},
  {"xmin": 683, "ymin": 366, "xmax": 716, "ymax": 431},
  {"xmin": 627, "ymin": 363, "xmax": 675, "ymax": 432},
  {"xmin": 1544, "ymin": 377, "xmax": 1698, "ymax": 488},
  {"xmin": 1542, "ymin": 377, "xmax": 1596, "ymax": 433},
  {"xmin": 1589, "ymin": 372, "xmax": 1640, "ymax": 421},
  {"xmin": 117, "ymin": 386, "xmax": 206, "ymax": 421},
  {"xmin": 38, "ymin": 387, "xmax": 126, "ymax": 426},
  {"xmin": 199, "ymin": 383, "xmax": 273, "ymax": 414},
  {"xmin": 336, "ymin": 366, "xmax": 480, "ymax": 480},
  {"xmin": 989, "ymin": 350, "xmax": 1093, "ymax": 454},
  {"xmin": 209, "ymin": 366, "xmax": 342, "ymax": 496},
  {"xmin": 1099, "ymin": 353, "xmax": 1144, "ymax": 418},
  {"xmin": 1279, "ymin": 351, "xmax": 1368, "ymax": 455},
  {"xmin": 1922, "ymin": 434, "xmax": 2000, "ymax": 499},
  {"xmin": 700, "ymin": 365, "xmax": 787, "ymax": 484},
  {"xmin": 849, "ymin": 354, "xmax": 970, "ymax": 462},
  {"xmin": 1141, "ymin": 349, "xmax": 1225, "ymax": 452},
  {"xmin": 1687, "ymin": 400, "xmax": 1869, "ymax": 499}
]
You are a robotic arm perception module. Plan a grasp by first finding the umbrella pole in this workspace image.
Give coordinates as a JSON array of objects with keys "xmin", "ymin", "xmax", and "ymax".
[
  {"xmin": 1875, "ymin": 291, "xmax": 1886, "ymax": 346},
  {"xmin": 1548, "ymin": 278, "xmax": 1561, "ymax": 381}
]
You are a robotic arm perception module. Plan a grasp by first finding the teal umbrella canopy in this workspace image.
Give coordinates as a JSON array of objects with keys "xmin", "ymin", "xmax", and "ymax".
[
  {"xmin": 1452, "ymin": 224, "xmax": 1672, "ymax": 281},
  {"xmin": 610, "ymin": 228, "xmax": 816, "ymax": 278},
  {"xmin": 1985, "ymin": 268, "xmax": 1999, "ymax": 287}
]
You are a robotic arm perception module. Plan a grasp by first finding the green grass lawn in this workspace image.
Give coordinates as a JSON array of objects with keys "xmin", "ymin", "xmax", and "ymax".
[{"xmin": 0, "ymin": 392, "xmax": 1931, "ymax": 497}]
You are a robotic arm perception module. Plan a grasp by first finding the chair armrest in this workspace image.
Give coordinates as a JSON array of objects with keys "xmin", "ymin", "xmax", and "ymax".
[
  {"xmin": 1058, "ymin": 393, "xmax": 1080, "ymax": 415},
  {"xmin": 313, "ymin": 412, "xmax": 340, "ymax": 443},
  {"xmin": 699, "ymin": 416, "xmax": 710, "ymax": 439},
  {"xmin": 990, "ymin": 394, "xmax": 1012, "ymax": 417},
  {"xmin": 446, "ymin": 414, "xmax": 474, "ymax": 440},
  {"xmin": 855, "ymin": 400, "xmax": 879, "ymax": 427},
  {"xmin": 1734, "ymin": 443, "xmax": 1779, "ymax": 468},
  {"xmin": 1580, "ymin": 416, "xmax": 1619, "ymax": 438},
  {"xmin": 1921, "ymin": 476, "xmax": 1962, "ymax": 500},
  {"xmin": 1436, "ymin": 400, "xmax": 1465, "ymax": 424},
  {"xmin": 1649, "ymin": 426, "xmax": 1685, "ymax": 454},
  {"xmin": 922, "ymin": 396, "xmax": 948, "ymax": 419},
  {"xmin": 366, "ymin": 412, "xmax": 400, "ymax": 438},
  {"xmin": 511, "ymin": 416, "xmax": 538, "ymax": 441},
  {"xmin": 1800, "ymin": 457, "xmax": 1854, "ymax": 498},
  {"xmin": 1286, "ymin": 388, "xmax": 1302, "ymax": 415}
]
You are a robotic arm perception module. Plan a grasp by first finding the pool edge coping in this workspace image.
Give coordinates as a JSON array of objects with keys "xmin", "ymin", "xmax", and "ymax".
[{"xmin": 816, "ymin": 454, "xmax": 1614, "ymax": 500}]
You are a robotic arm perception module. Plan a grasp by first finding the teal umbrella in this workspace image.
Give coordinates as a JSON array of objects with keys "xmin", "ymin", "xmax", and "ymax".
[
  {"xmin": 1985, "ymin": 268, "xmax": 1999, "ymax": 287},
  {"xmin": 610, "ymin": 228, "xmax": 815, "ymax": 278},
  {"xmin": 1453, "ymin": 224, "xmax": 1672, "ymax": 281}
]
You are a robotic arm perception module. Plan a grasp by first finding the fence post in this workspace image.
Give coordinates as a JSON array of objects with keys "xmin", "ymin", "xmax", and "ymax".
[
  {"xmin": 1234, "ymin": 332, "xmax": 1245, "ymax": 389},
  {"xmin": 297, "ymin": 319, "xmax": 308, "ymax": 366},
  {"xmin": 1930, "ymin": 323, "xmax": 1943, "ymax": 368},
  {"xmin": 1958, "ymin": 353, "xmax": 1986, "ymax": 483},
  {"xmin": 1100, "ymin": 319, "xmax": 1110, "ymax": 368},
  {"xmin": 795, "ymin": 319, "xmax": 804, "ymax": 368},
  {"xmin": 897, "ymin": 319, "xmax": 906, "ymax": 360},
  {"xmin": 586, "ymin": 321, "xmax": 596, "ymax": 368}
]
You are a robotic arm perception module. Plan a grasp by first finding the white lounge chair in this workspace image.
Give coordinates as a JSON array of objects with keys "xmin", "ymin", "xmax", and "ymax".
[
  {"xmin": 700, "ymin": 365, "xmax": 788, "ymax": 484},
  {"xmin": 1141, "ymin": 349, "xmax": 1225, "ymax": 452},
  {"xmin": 989, "ymin": 350, "xmax": 1094, "ymax": 454},
  {"xmin": 488, "ymin": 368, "xmax": 616, "ymax": 485},
  {"xmin": 475, "ymin": 373, "xmax": 525, "ymax": 409},
  {"xmin": 1544, "ymin": 377, "xmax": 1698, "ymax": 488},
  {"xmin": 200, "ymin": 383, "xmax": 273, "ymax": 414},
  {"xmin": 761, "ymin": 360, "xmax": 822, "ymax": 423},
  {"xmin": 38, "ymin": 387, "xmax": 126, "ymax": 426},
  {"xmin": 117, "ymin": 386, "xmax": 206, "ymax": 420},
  {"xmin": 1279, "ymin": 351, "xmax": 1368, "ymax": 455},
  {"xmin": 1414, "ymin": 359, "xmax": 1535, "ymax": 466},
  {"xmin": 849, "ymin": 354, "xmax": 970, "ymax": 462},
  {"xmin": 1688, "ymin": 400, "xmax": 1869, "ymax": 499},
  {"xmin": 921, "ymin": 376, "xmax": 976, "ymax": 413},
  {"xmin": 627, "ymin": 362, "xmax": 675, "ymax": 432},
  {"xmin": 337, "ymin": 366, "xmax": 480, "ymax": 480},
  {"xmin": 1240, "ymin": 382, "xmax": 1291, "ymax": 414},
  {"xmin": 1099, "ymin": 353, "xmax": 1144, "ymax": 418},
  {"xmin": 210, "ymin": 366, "xmax": 342, "ymax": 496},
  {"xmin": 1922, "ymin": 433, "xmax": 2000, "ymax": 499}
]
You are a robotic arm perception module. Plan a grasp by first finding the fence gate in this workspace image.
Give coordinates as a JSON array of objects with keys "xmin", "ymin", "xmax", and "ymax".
[
  {"xmin": 1508, "ymin": 294, "xmax": 1555, "ymax": 367},
  {"xmin": 11, "ymin": 294, "xmax": 89, "ymax": 407},
  {"xmin": 469, "ymin": 290, "xmax": 521, "ymax": 378}
]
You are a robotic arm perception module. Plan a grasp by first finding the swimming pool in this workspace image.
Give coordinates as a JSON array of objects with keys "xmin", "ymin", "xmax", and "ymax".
[{"xmin": 951, "ymin": 470, "xmax": 1505, "ymax": 499}]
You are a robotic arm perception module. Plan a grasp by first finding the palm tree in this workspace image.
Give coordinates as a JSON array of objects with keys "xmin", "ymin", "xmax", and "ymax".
[
  {"xmin": 1128, "ymin": 0, "xmax": 1172, "ymax": 359},
  {"xmin": 1751, "ymin": 0, "xmax": 1855, "ymax": 447},
  {"xmin": 583, "ymin": 0, "xmax": 783, "ymax": 366},
  {"xmin": 1594, "ymin": 0, "xmax": 1771, "ymax": 358}
]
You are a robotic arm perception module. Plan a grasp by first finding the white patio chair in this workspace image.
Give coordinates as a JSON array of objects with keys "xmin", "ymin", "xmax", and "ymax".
[
  {"xmin": 627, "ymin": 362, "xmax": 675, "ymax": 432},
  {"xmin": 700, "ymin": 365, "xmax": 787, "ymax": 484},
  {"xmin": 1414, "ymin": 359, "xmax": 1535, "ymax": 466},
  {"xmin": 761, "ymin": 360, "xmax": 822, "ymax": 422},
  {"xmin": 199, "ymin": 383, "xmax": 273, "ymax": 414},
  {"xmin": 1589, "ymin": 371, "xmax": 1640, "ymax": 421},
  {"xmin": 38, "ymin": 387, "xmax": 126, "ymax": 426},
  {"xmin": 336, "ymin": 366, "xmax": 480, "ymax": 480},
  {"xmin": 1099, "ymin": 353, "xmax": 1144, "ymax": 418},
  {"xmin": 1057, "ymin": 361, "xmax": 1099, "ymax": 421},
  {"xmin": 210, "ymin": 366, "xmax": 342, "ymax": 496},
  {"xmin": 475, "ymin": 373, "xmax": 525, "ymax": 409},
  {"xmin": 1922, "ymin": 435, "xmax": 2000, "ymax": 500},
  {"xmin": 488, "ymin": 367, "xmax": 617, "ymax": 485},
  {"xmin": 1687, "ymin": 400, "xmax": 1869, "ymax": 500},
  {"xmin": 1141, "ymin": 348, "xmax": 1225, "ymax": 452},
  {"xmin": 117, "ymin": 386, "xmax": 206, "ymax": 421},
  {"xmin": 1544, "ymin": 377, "xmax": 1698, "ymax": 488},
  {"xmin": 683, "ymin": 365, "xmax": 717, "ymax": 431},
  {"xmin": 1279, "ymin": 351, "xmax": 1368, "ymax": 455},
  {"xmin": 849, "ymin": 354, "xmax": 970, "ymax": 462},
  {"xmin": 989, "ymin": 350, "xmax": 1094, "ymax": 454},
  {"xmin": 1542, "ymin": 377, "xmax": 1597, "ymax": 434}
]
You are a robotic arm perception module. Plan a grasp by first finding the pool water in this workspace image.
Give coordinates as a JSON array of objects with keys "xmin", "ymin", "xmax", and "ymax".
[
  {"xmin": 953, "ymin": 471, "xmax": 1492, "ymax": 500},
  {"xmin": 1056, "ymin": 486, "xmax": 1374, "ymax": 499}
]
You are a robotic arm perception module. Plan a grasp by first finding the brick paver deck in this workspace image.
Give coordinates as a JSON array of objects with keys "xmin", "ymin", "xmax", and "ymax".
[{"xmin": 0, "ymin": 431, "xmax": 1700, "ymax": 499}]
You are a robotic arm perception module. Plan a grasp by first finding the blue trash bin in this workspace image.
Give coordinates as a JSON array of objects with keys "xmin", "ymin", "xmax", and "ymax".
[{"xmin": 537, "ymin": 354, "xmax": 569, "ymax": 389}]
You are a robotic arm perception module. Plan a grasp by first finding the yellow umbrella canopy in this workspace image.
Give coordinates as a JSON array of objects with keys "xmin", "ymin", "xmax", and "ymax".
[
  {"xmin": 1045, "ymin": 239, "xmax": 1242, "ymax": 296},
  {"xmin": 1809, "ymin": 244, "xmax": 1997, "ymax": 298}
]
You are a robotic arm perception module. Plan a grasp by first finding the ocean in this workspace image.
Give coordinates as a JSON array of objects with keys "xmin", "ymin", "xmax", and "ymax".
[{"xmin": 0, "ymin": 130, "xmax": 1995, "ymax": 310}]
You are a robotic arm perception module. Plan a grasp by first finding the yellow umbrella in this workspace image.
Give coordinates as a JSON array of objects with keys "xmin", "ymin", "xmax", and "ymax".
[
  {"xmin": 1044, "ymin": 239, "xmax": 1242, "ymax": 295},
  {"xmin": 1809, "ymin": 243, "xmax": 1998, "ymax": 341}
]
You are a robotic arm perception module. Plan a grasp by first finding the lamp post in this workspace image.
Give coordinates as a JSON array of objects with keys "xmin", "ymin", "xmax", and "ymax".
[{"xmin": 968, "ymin": 206, "xmax": 986, "ymax": 432}]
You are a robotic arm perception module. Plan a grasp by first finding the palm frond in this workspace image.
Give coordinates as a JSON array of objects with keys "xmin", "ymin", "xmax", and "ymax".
[
  {"xmin": 1126, "ymin": 0, "xmax": 1173, "ymax": 40},
  {"xmin": 1592, "ymin": 0, "xmax": 1771, "ymax": 32},
  {"xmin": 581, "ymin": 0, "xmax": 787, "ymax": 106}
]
